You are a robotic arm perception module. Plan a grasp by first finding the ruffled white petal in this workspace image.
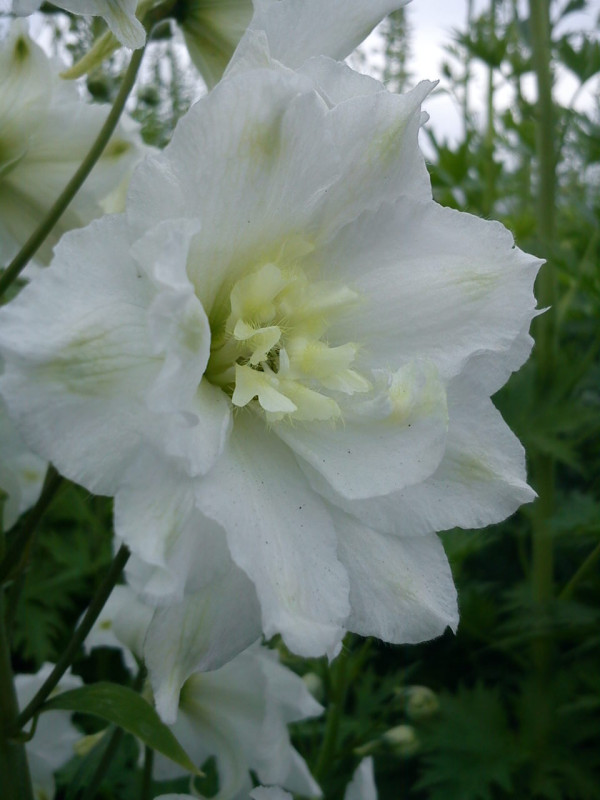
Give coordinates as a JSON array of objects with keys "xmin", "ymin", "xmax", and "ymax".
[
  {"xmin": 195, "ymin": 413, "xmax": 350, "ymax": 658},
  {"xmin": 334, "ymin": 511, "xmax": 459, "ymax": 643},
  {"xmin": 230, "ymin": 0, "xmax": 409, "ymax": 71},
  {"xmin": 276, "ymin": 360, "xmax": 448, "ymax": 501},
  {"xmin": 321, "ymin": 376, "xmax": 535, "ymax": 537},
  {"xmin": 0, "ymin": 216, "xmax": 157, "ymax": 495},
  {"xmin": 324, "ymin": 199, "xmax": 541, "ymax": 382}
]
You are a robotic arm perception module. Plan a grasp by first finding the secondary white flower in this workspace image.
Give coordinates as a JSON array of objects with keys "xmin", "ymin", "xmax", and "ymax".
[
  {"xmin": 0, "ymin": 19, "xmax": 540, "ymax": 696},
  {"xmin": 12, "ymin": 0, "xmax": 145, "ymax": 49},
  {"xmin": 248, "ymin": 756, "xmax": 377, "ymax": 800},
  {"xmin": 86, "ymin": 589, "xmax": 322, "ymax": 800},
  {"xmin": 0, "ymin": 22, "xmax": 141, "ymax": 265},
  {"xmin": 0, "ymin": 393, "xmax": 46, "ymax": 530},
  {"xmin": 15, "ymin": 665, "xmax": 82, "ymax": 800}
]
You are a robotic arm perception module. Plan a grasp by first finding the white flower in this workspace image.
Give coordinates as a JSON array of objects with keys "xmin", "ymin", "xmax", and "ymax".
[
  {"xmin": 12, "ymin": 0, "xmax": 145, "ymax": 49},
  {"xmin": 0, "ymin": 392, "xmax": 46, "ymax": 530},
  {"xmin": 0, "ymin": 22, "xmax": 142, "ymax": 265},
  {"xmin": 247, "ymin": 757, "xmax": 377, "ymax": 800},
  {"xmin": 15, "ymin": 664, "xmax": 82, "ymax": 800},
  {"xmin": 0, "ymin": 11, "xmax": 540, "ymax": 704},
  {"xmin": 344, "ymin": 758, "xmax": 378, "ymax": 800},
  {"xmin": 180, "ymin": 0, "xmax": 409, "ymax": 89},
  {"xmin": 86, "ymin": 588, "xmax": 322, "ymax": 800}
]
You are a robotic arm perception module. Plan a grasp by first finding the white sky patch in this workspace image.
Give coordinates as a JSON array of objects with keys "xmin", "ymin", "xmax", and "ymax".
[{"xmin": 357, "ymin": 0, "xmax": 600, "ymax": 146}]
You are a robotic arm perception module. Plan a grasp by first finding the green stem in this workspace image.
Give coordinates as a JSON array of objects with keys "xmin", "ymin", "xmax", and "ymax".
[
  {"xmin": 483, "ymin": 0, "xmax": 497, "ymax": 217},
  {"xmin": 0, "ymin": 592, "xmax": 34, "ymax": 800},
  {"xmin": 528, "ymin": 0, "xmax": 557, "ymax": 772},
  {"xmin": 313, "ymin": 643, "xmax": 351, "ymax": 782},
  {"xmin": 0, "ymin": 46, "xmax": 145, "ymax": 299},
  {"xmin": 559, "ymin": 542, "xmax": 600, "ymax": 602},
  {"xmin": 140, "ymin": 745, "xmax": 154, "ymax": 800},
  {"xmin": 15, "ymin": 544, "xmax": 130, "ymax": 730},
  {"xmin": 79, "ymin": 726, "xmax": 125, "ymax": 800},
  {"xmin": 0, "ymin": 467, "xmax": 63, "ymax": 587}
]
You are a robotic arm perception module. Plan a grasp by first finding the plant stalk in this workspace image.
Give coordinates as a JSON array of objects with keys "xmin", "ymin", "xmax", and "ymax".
[
  {"xmin": 16, "ymin": 544, "xmax": 130, "ymax": 730},
  {"xmin": 0, "ymin": 592, "xmax": 34, "ymax": 800},
  {"xmin": 528, "ymin": 0, "xmax": 557, "ymax": 773}
]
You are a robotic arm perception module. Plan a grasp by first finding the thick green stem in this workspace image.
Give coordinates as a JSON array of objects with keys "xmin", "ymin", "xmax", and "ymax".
[
  {"xmin": 313, "ymin": 644, "xmax": 351, "ymax": 782},
  {"xmin": 0, "ymin": 46, "xmax": 145, "ymax": 299},
  {"xmin": 0, "ymin": 593, "xmax": 34, "ymax": 800},
  {"xmin": 528, "ymin": 0, "xmax": 557, "ymax": 771},
  {"xmin": 16, "ymin": 544, "xmax": 130, "ymax": 730}
]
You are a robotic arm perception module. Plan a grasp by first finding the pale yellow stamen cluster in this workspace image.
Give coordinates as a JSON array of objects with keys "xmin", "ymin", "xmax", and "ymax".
[{"xmin": 206, "ymin": 263, "xmax": 370, "ymax": 422}]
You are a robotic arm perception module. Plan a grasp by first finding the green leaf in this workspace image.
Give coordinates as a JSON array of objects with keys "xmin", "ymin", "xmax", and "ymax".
[{"xmin": 42, "ymin": 682, "xmax": 198, "ymax": 774}]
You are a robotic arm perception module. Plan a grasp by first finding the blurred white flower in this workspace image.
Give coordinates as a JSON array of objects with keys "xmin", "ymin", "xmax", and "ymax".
[
  {"xmin": 15, "ymin": 665, "xmax": 82, "ymax": 800},
  {"xmin": 86, "ymin": 587, "xmax": 322, "ymax": 800},
  {"xmin": 12, "ymin": 0, "xmax": 145, "ymax": 49},
  {"xmin": 0, "ymin": 5, "xmax": 539, "ymax": 700},
  {"xmin": 247, "ymin": 757, "xmax": 378, "ymax": 800},
  {"xmin": 0, "ymin": 22, "xmax": 142, "ymax": 265}
]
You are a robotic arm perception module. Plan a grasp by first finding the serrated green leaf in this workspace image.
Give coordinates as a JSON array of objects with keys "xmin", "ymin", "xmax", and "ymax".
[{"xmin": 42, "ymin": 682, "xmax": 198, "ymax": 774}]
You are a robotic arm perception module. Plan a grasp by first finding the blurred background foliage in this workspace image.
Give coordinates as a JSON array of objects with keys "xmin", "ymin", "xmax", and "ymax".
[{"xmin": 6, "ymin": 0, "xmax": 599, "ymax": 798}]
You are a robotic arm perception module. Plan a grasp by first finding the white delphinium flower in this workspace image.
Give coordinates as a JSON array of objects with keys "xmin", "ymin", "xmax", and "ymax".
[
  {"xmin": 12, "ymin": 0, "xmax": 145, "ymax": 49},
  {"xmin": 0, "ymin": 22, "xmax": 141, "ymax": 265},
  {"xmin": 86, "ymin": 587, "xmax": 322, "ymax": 800},
  {"xmin": 247, "ymin": 757, "xmax": 378, "ymax": 800},
  {"xmin": 0, "ymin": 393, "xmax": 46, "ymax": 530},
  {"xmin": 0, "ymin": 3, "xmax": 540, "ymax": 715},
  {"xmin": 15, "ymin": 665, "xmax": 82, "ymax": 800}
]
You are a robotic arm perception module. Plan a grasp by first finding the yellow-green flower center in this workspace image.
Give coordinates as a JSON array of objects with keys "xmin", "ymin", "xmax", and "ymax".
[{"xmin": 205, "ymin": 263, "xmax": 370, "ymax": 422}]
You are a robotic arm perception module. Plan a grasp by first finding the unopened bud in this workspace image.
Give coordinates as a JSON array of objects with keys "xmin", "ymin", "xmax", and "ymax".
[
  {"xmin": 383, "ymin": 724, "xmax": 419, "ymax": 757},
  {"xmin": 403, "ymin": 685, "xmax": 439, "ymax": 721}
]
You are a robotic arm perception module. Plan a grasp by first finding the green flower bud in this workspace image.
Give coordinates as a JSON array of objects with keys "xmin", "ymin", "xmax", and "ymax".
[{"xmin": 383, "ymin": 724, "xmax": 420, "ymax": 758}]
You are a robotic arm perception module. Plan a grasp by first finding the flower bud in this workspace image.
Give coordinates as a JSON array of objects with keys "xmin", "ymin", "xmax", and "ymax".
[
  {"xmin": 382, "ymin": 725, "xmax": 419, "ymax": 758},
  {"xmin": 401, "ymin": 685, "xmax": 440, "ymax": 721}
]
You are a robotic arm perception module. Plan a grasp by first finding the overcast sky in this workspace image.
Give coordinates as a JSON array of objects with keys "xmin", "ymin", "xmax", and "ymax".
[{"xmin": 368, "ymin": 0, "xmax": 600, "ymax": 144}]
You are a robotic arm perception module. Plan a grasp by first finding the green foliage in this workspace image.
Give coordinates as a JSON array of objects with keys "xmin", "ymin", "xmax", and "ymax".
[
  {"xmin": 417, "ymin": 684, "xmax": 520, "ymax": 800},
  {"xmin": 11, "ymin": 485, "xmax": 112, "ymax": 668},
  {"xmin": 44, "ymin": 682, "xmax": 199, "ymax": 774}
]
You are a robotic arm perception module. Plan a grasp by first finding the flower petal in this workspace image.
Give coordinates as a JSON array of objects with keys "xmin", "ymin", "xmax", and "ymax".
[
  {"xmin": 323, "ymin": 376, "xmax": 535, "ymax": 537},
  {"xmin": 345, "ymin": 758, "xmax": 377, "ymax": 800},
  {"xmin": 276, "ymin": 361, "xmax": 448, "ymax": 501},
  {"xmin": 0, "ymin": 216, "xmax": 158, "ymax": 495},
  {"xmin": 195, "ymin": 413, "xmax": 350, "ymax": 658},
  {"xmin": 231, "ymin": 0, "xmax": 409, "ymax": 71},
  {"xmin": 323, "ymin": 199, "xmax": 541, "ymax": 382},
  {"xmin": 144, "ymin": 563, "xmax": 262, "ymax": 723},
  {"xmin": 334, "ymin": 511, "xmax": 459, "ymax": 643}
]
